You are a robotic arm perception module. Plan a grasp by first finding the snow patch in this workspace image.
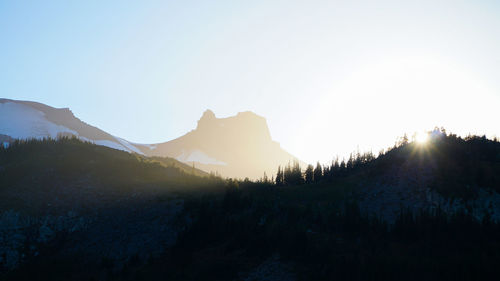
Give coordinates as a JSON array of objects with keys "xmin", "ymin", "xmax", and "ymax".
[
  {"xmin": 114, "ymin": 137, "xmax": 145, "ymax": 155},
  {"xmin": 77, "ymin": 136, "xmax": 91, "ymax": 143},
  {"xmin": 79, "ymin": 137, "xmax": 137, "ymax": 154},
  {"xmin": 0, "ymin": 102, "xmax": 77, "ymax": 139},
  {"xmin": 176, "ymin": 150, "xmax": 227, "ymax": 165},
  {"xmin": 93, "ymin": 140, "xmax": 130, "ymax": 152}
]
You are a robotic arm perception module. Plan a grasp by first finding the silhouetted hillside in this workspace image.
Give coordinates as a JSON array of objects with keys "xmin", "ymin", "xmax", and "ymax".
[
  {"xmin": 2, "ymin": 132, "xmax": 500, "ymax": 281},
  {"xmin": 278, "ymin": 130, "xmax": 500, "ymax": 196},
  {"xmin": 272, "ymin": 130, "xmax": 500, "ymax": 223},
  {"xmin": 0, "ymin": 137, "xmax": 214, "ymax": 213},
  {"xmin": 371, "ymin": 133, "xmax": 500, "ymax": 198},
  {"xmin": 0, "ymin": 138, "xmax": 228, "ymax": 275}
]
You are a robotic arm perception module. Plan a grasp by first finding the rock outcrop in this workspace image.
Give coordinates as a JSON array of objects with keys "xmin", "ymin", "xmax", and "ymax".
[{"xmin": 143, "ymin": 110, "xmax": 303, "ymax": 179}]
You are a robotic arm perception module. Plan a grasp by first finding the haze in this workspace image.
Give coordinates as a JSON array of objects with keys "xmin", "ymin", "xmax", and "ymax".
[{"xmin": 1, "ymin": 0, "xmax": 499, "ymax": 164}]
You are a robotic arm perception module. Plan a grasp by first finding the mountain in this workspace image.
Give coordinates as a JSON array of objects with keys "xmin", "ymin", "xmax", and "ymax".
[
  {"xmin": 0, "ymin": 99, "xmax": 301, "ymax": 178},
  {"xmin": 139, "ymin": 109, "xmax": 302, "ymax": 179},
  {"xmin": 0, "ymin": 98, "xmax": 145, "ymax": 154}
]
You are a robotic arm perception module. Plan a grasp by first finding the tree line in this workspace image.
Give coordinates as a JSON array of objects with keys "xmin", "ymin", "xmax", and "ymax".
[
  {"xmin": 269, "ymin": 127, "xmax": 500, "ymax": 188},
  {"xmin": 274, "ymin": 149, "xmax": 376, "ymax": 186}
]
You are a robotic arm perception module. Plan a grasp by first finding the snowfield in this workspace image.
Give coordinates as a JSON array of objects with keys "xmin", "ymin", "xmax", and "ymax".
[
  {"xmin": 176, "ymin": 149, "xmax": 227, "ymax": 165},
  {"xmin": 0, "ymin": 101, "xmax": 145, "ymax": 155},
  {"xmin": 0, "ymin": 102, "xmax": 77, "ymax": 139},
  {"xmin": 115, "ymin": 137, "xmax": 145, "ymax": 155}
]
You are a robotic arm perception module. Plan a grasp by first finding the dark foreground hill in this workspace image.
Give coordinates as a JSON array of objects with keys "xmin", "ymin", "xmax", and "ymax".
[
  {"xmin": 0, "ymin": 138, "xmax": 223, "ymax": 273},
  {"xmin": 0, "ymin": 137, "xmax": 211, "ymax": 212},
  {"xmin": 316, "ymin": 131, "xmax": 500, "ymax": 223},
  {"xmin": 1, "ymin": 134, "xmax": 500, "ymax": 281}
]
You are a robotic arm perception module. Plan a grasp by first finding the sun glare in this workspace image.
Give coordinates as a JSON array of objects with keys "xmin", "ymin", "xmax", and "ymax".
[{"xmin": 415, "ymin": 132, "xmax": 429, "ymax": 144}]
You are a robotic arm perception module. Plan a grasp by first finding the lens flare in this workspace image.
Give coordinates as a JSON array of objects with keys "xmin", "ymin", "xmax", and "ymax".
[{"xmin": 415, "ymin": 132, "xmax": 429, "ymax": 144}]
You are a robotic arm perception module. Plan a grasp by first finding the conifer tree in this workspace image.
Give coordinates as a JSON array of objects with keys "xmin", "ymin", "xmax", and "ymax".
[
  {"xmin": 323, "ymin": 164, "xmax": 331, "ymax": 180},
  {"xmin": 305, "ymin": 164, "xmax": 314, "ymax": 183},
  {"xmin": 263, "ymin": 172, "xmax": 269, "ymax": 184},
  {"xmin": 347, "ymin": 153, "xmax": 354, "ymax": 169},
  {"xmin": 284, "ymin": 162, "xmax": 292, "ymax": 185},
  {"xmin": 292, "ymin": 160, "xmax": 304, "ymax": 185},
  {"xmin": 314, "ymin": 162, "xmax": 322, "ymax": 182},
  {"xmin": 276, "ymin": 166, "xmax": 283, "ymax": 186}
]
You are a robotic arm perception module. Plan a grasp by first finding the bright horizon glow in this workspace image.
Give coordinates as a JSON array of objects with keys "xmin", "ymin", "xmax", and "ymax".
[
  {"xmin": 1, "ymin": 1, "xmax": 499, "ymax": 164},
  {"xmin": 415, "ymin": 132, "xmax": 429, "ymax": 144}
]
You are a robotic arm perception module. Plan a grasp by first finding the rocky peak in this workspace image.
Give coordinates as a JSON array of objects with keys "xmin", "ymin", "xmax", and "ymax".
[
  {"xmin": 195, "ymin": 109, "xmax": 272, "ymax": 142},
  {"xmin": 201, "ymin": 109, "xmax": 216, "ymax": 119},
  {"xmin": 196, "ymin": 110, "xmax": 217, "ymax": 130}
]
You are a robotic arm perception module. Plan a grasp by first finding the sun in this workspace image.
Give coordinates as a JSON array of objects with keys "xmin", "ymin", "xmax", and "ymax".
[{"xmin": 415, "ymin": 132, "xmax": 429, "ymax": 144}]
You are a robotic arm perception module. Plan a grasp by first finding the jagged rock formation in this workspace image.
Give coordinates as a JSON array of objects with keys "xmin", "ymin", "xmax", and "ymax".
[{"xmin": 142, "ymin": 110, "xmax": 302, "ymax": 179}]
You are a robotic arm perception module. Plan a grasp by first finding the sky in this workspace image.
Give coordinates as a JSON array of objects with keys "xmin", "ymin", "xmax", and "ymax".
[{"xmin": 1, "ymin": 0, "xmax": 499, "ymax": 164}]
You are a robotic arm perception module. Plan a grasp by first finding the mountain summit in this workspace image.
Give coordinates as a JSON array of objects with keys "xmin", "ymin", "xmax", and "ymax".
[
  {"xmin": 141, "ymin": 109, "xmax": 301, "ymax": 179},
  {"xmin": 0, "ymin": 99, "xmax": 300, "ymax": 179}
]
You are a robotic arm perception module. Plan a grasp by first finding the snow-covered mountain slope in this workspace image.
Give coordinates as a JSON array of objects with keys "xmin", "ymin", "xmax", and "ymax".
[
  {"xmin": 0, "ymin": 101, "xmax": 77, "ymax": 139},
  {"xmin": 0, "ymin": 99, "xmax": 144, "ymax": 154}
]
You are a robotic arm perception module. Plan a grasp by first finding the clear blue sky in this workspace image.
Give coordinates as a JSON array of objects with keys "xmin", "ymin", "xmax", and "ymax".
[{"xmin": 2, "ymin": 0, "xmax": 499, "ymax": 163}]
